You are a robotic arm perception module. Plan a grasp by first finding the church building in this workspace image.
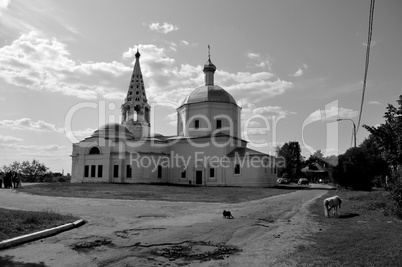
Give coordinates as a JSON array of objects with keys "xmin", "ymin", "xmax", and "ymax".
[{"xmin": 71, "ymin": 49, "xmax": 278, "ymax": 187}]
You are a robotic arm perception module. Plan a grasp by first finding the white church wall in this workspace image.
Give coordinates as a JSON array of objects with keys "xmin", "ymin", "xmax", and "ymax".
[
  {"xmin": 179, "ymin": 102, "xmax": 240, "ymax": 139},
  {"xmin": 225, "ymin": 156, "xmax": 278, "ymax": 187},
  {"xmin": 71, "ymin": 138, "xmax": 113, "ymax": 183}
]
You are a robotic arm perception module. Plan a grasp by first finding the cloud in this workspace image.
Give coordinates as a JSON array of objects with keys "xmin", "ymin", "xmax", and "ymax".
[
  {"xmin": 166, "ymin": 112, "xmax": 177, "ymax": 126},
  {"xmin": 290, "ymin": 63, "xmax": 308, "ymax": 77},
  {"xmin": 247, "ymin": 52, "xmax": 260, "ymax": 59},
  {"xmin": 240, "ymin": 103, "xmax": 295, "ymax": 139},
  {"xmin": 149, "ymin": 22, "xmax": 179, "ymax": 34},
  {"xmin": 0, "ymin": 118, "xmax": 63, "ymax": 133},
  {"xmin": 0, "ymin": 34, "xmax": 293, "ymax": 110},
  {"xmin": 181, "ymin": 40, "xmax": 189, "ymax": 46},
  {"xmin": 305, "ymin": 106, "xmax": 358, "ymax": 123},
  {"xmin": 68, "ymin": 128, "xmax": 96, "ymax": 139},
  {"xmin": 368, "ymin": 101, "xmax": 381, "ymax": 105},
  {"xmin": 0, "ymin": 142, "xmax": 70, "ymax": 158},
  {"xmin": 1, "ymin": 32, "xmax": 294, "ymax": 106},
  {"xmin": 247, "ymin": 51, "xmax": 272, "ymax": 70},
  {"xmin": 252, "ymin": 106, "xmax": 296, "ymax": 116},
  {"xmin": 362, "ymin": 40, "xmax": 377, "ymax": 47},
  {"xmin": 0, "ymin": 31, "xmax": 130, "ymax": 99},
  {"xmin": 290, "ymin": 68, "xmax": 303, "ymax": 77},
  {"xmin": 0, "ymin": 135, "xmax": 23, "ymax": 143},
  {"xmin": 0, "ymin": 0, "xmax": 10, "ymax": 10}
]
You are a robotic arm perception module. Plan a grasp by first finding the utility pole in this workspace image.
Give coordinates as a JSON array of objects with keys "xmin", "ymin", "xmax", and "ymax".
[{"xmin": 337, "ymin": 118, "xmax": 357, "ymax": 148}]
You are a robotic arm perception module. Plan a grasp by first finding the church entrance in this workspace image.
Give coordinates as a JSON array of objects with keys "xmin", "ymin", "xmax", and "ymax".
[{"xmin": 195, "ymin": 170, "xmax": 203, "ymax": 185}]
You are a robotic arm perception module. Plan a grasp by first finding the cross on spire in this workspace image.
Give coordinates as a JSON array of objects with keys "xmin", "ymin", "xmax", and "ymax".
[
  {"xmin": 208, "ymin": 45, "xmax": 210, "ymax": 59},
  {"xmin": 135, "ymin": 44, "xmax": 140, "ymax": 58}
]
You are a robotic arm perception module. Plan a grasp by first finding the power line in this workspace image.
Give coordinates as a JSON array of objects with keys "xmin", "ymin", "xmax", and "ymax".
[{"xmin": 356, "ymin": 0, "xmax": 375, "ymax": 134}]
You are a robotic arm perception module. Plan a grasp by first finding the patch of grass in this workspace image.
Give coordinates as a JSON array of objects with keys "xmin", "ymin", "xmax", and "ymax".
[
  {"xmin": 17, "ymin": 183, "xmax": 299, "ymax": 203},
  {"xmin": 0, "ymin": 208, "xmax": 78, "ymax": 241},
  {"xmin": 290, "ymin": 190, "xmax": 402, "ymax": 266}
]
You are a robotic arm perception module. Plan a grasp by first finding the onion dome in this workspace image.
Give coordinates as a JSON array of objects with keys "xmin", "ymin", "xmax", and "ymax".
[
  {"xmin": 182, "ymin": 85, "xmax": 236, "ymax": 105},
  {"xmin": 91, "ymin": 123, "xmax": 134, "ymax": 140},
  {"xmin": 203, "ymin": 57, "xmax": 216, "ymax": 73}
]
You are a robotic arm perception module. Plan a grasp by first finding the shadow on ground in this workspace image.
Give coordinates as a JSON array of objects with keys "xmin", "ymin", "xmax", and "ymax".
[
  {"xmin": 0, "ymin": 255, "xmax": 49, "ymax": 267},
  {"xmin": 276, "ymin": 184, "xmax": 336, "ymax": 190},
  {"xmin": 338, "ymin": 213, "xmax": 360, "ymax": 219}
]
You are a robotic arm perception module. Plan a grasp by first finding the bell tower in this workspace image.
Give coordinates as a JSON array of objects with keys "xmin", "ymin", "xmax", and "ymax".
[{"xmin": 121, "ymin": 48, "xmax": 150, "ymax": 139}]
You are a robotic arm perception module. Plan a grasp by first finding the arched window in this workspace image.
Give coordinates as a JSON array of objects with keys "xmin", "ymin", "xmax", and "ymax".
[
  {"xmin": 157, "ymin": 165, "xmax": 162, "ymax": 178},
  {"xmin": 89, "ymin": 147, "xmax": 100, "ymax": 155}
]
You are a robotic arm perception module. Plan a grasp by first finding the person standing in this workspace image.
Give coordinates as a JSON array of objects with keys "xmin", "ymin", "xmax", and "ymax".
[
  {"xmin": 16, "ymin": 173, "xmax": 22, "ymax": 188},
  {"xmin": 4, "ymin": 172, "xmax": 11, "ymax": 189},
  {"xmin": 0, "ymin": 172, "xmax": 4, "ymax": 188},
  {"xmin": 12, "ymin": 171, "xmax": 17, "ymax": 188}
]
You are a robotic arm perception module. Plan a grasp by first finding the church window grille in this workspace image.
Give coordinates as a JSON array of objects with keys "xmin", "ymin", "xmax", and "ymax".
[
  {"xmin": 89, "ymin": 147, "xmax": 100, "ymax": 155},
  {"xmin": 216, "ymin": 119, "xmax": 222, "ymax": 129},
  {"xmin": 234, "ymin": 164, "xmax": 241, "ymax": 175},
  {"xmin": 113, "ymin": 164, "xmax": 119, "ymax": 178},
  {"xmin": 91, "ymin": 165, "xmax": 96, "ymax": 177},
  {"xmin": 271, "ymin": 157, "xmax": 273, "ymax": 174},
  {"xmin": 98, "ymin": 165, "xmax": 103, "ymax": 178},
  {"xmin": 84, "ymin": 165, "xmax": 89, "ymax": 177},
  {"xmin": 126, "ymin": 165, "xmax": 132, "ymax": 178},
  {"xmin": 157, "ymin": 165, "xmax": 162, "ymax": 178},
  {"xmin": 210, "ymin": 168, "xmax": 215, "ymax": 178}
]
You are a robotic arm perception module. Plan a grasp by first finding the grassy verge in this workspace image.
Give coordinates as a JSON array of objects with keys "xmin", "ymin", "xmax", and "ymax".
[
  {"xmin": 290, "ymin": 190, "xmax": 402, "ymax": 266},
  {"xmin": 17, "ymin": 183, "xmax": 299, "ymax": 203},
  {"xmin": 0, "ymin": 208, "xmax": 78, "ymax": 241}
]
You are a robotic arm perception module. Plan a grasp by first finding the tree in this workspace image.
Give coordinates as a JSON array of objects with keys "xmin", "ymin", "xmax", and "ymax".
[
  {"xmin": 276, "ymin": 141, "xmax": 303, "ymax": 179},
  {"xmin": 313, "ymin": 149, "xmax": 324, "ymax": 159},
  {"xmin": 332, "ymin": 145, "xmax": 388, "ymax": 190},
  {"xmin": 363, "ymin": 95, "xmax": 402, "ymax": 174},
  {"xmin": 363, "ymin": 95, "xmax": 402, "ymax": 217},
  {"xmin": 20, "ymin": 160, "xmax": 48, "ymax": 182},
  {"xmin": 2, "ymin": 161, "xmax": 21, "ymax": 173}
]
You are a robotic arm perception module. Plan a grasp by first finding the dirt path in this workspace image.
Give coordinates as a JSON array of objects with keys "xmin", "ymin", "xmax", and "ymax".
[{"xmin": 0, "ymin": 187, "xmax": 328, "ymax": 266}]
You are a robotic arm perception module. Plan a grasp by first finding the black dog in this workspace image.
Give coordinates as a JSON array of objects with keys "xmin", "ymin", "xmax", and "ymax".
[{"xmin": 223, "ymin": 210, "xmax": 234, "ymax": 219}]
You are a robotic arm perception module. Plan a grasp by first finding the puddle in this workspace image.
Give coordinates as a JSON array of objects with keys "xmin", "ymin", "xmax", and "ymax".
[
  {"xmin": 115, "ymin": 227, "xmax": 166, "ymax": 238},
  {"xmin": 138, "ymin": 213, "xmax": 169, "ymax": 218},
  {"xmin": 149, "ymin": 241, "xmax": 241, "ymax": 263},
  {"xmin": 71, "ymin": 236, "xmax": 114, "ymax": 252}
]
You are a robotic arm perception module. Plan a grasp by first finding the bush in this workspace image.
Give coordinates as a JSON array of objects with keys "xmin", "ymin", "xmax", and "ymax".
[
  {"xmin": 389, "ymin": 173, "xmax": 402, "ymax": 219},
  {"xmin": 332, "ymin": 147, "xmax": 388, "ymax": 191}
]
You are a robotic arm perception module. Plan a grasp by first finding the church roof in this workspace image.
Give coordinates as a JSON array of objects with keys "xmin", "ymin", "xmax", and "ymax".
[
  {"xmin": 91, "ymin": 123, "xmax": 135, "ymax": 140},
  {"xmin": 124, "ymin": 49, "xmax": 148, "ymax": 105},
  {"xmin": 181, "ymin": 85, "xmax": 237, "ymax": 106},
  {"xmin": 301, "ymin": 163, "xmax": 327, "ymax": 173},
  {"xmin": 227, "ymin": 147, "xmax": 270, "ymax": 157},
  {"xmin": 203, "ymin": 57, "xmax": 216, "ymax": 72}
]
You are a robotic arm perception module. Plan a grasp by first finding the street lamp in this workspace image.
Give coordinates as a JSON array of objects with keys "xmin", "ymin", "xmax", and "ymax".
[{"xmin": 337, "ymin": 118, "xmax": 357, "ymax": 148}]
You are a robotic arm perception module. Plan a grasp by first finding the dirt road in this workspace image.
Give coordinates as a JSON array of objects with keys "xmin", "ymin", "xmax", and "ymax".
[{"xmin": 0, "ymin": 187, "xmax": 329, "ymax": 266}]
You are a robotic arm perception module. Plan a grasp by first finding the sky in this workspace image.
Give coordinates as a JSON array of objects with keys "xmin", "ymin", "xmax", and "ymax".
[{"xmin": 0, "ymin": 0, "xmax": 401, "ymax": 173}]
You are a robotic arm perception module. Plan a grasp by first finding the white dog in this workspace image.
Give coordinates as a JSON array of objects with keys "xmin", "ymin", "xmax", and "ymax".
[{"xmin": 323, "ymin": 196, "xmax": 342, "ymax": 217}]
